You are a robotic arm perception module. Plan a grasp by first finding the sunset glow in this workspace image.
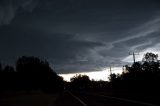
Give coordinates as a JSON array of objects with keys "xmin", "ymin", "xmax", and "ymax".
[{"xmin": 59, "ymin": 67, "xmax": 123, "ymax": 82}]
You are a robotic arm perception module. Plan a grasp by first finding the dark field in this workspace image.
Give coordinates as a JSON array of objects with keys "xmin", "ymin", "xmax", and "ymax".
[{"xmin": 0, "ymin": 90, "xmax": 58, "ymax": 106}]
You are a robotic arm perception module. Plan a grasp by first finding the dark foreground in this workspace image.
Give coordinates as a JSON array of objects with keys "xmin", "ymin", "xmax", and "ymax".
[
  {"xmin": 0, "ymin": 90, "xmax": 160, "ymax": 106},
  {"xmin": 73, "ymin": 91, "xmax": 160, "ymax": 106},
  {"xmin": 0, "ymin": 90, "xmax": 57, "ymax": 106},
  {"xmin": 57, "ymin": 91, "xmax": 160, "ymax": 106}
]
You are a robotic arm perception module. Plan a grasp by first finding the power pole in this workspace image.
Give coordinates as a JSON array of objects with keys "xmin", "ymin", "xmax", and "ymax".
[
  {"xmin": 109, "ymin": 65, "xmax": 112, "ymax": 75},
  {"xmin": 129, "ymin": 52, "xmax": 139, "ymax": 63},
  {"xmin": 109, "ymin": 63, "xmax": 121, "ymax": 75},
  {"xmin": 122, "ymin": 65, "xmax": 125, "ymax": 72}
]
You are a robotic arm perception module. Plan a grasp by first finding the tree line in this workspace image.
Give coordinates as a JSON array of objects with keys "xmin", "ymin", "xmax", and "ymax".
[
  {"xmin": 109, "ymin": 52, "xmax": 160, "ymax": 96},
  {"xmin": 69, "ymin": 52, "xmax": 160, "ymax": 97},
  {"xmin": 1, "ymin": 52, "xmax": 160, "ymax": 95},
  {"xmin": 0, "ymin": 56, "xmax": 64, "ymax": 93}
]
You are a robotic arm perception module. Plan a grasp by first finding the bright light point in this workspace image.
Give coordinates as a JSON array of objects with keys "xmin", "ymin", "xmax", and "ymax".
[{"xmin": 59, "ymin": 67, "xmax": 123, "ymax": 82}]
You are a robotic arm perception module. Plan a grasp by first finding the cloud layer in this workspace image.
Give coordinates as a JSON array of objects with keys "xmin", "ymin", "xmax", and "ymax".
[
  {"xmin": 0, "ymin": 0, "xmax": 160, "ymax": 74},
  {"xmin": 0, "ymin": 0, "xmax": 40, "ymax": 25}
]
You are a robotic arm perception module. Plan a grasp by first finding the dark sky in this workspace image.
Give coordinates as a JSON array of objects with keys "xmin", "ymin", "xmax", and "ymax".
[{"xmin": 0, "ymin": 0, "xmax": 160, "ymax": 74}]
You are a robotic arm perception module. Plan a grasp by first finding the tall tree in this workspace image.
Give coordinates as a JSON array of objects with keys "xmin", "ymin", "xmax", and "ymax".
[{"xmin": 142, "ymin": 52, "xmax": 158, "ymax": 62}]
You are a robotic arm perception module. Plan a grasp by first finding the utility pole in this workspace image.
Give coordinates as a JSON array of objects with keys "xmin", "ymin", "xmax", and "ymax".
[
  {"xmin": 109, "ymin": 65, "xmax": 112, "ymax": 75},
  {"xmin": 122, "ymin": 65, "xmax": 125, "ymax": 72},
  {"xmin": 129, "ymin": 52, "xmax": 139, "ymax": 63},
  {"xmin": 109, "ymin": 63, "xmax": 118, "ymax": 75},
  {"xmin": 109, "ymin": 63, "xmax": 122, "ymax": 75}
]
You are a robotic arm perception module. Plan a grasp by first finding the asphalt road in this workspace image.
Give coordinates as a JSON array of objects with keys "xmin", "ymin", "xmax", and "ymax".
[
  {"xmin": 55, "ymin": 91, "xmax": 84, "ymax": 106},
  {"xmin": 56, "ymin": 91, "xmax": 159, "ymax": 106},
  {"xmin": 55, "ymin": 91, "xmax": 160, "ymax": 106},
  {"xmin": 71, "ymin": 91, "xmax": 160, "ymax": 106}
]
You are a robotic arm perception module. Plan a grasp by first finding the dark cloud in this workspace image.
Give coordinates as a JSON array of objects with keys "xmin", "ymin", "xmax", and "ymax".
[
  {"xmin": 0, "ymin": 0, "xmax": 40, "ymax": 25},
  {"xmin": 0, "ymin": 26, "xmax": 104, "ymax": 73},
  {"xmin": 0, "ymin": 0, "xmax": 160, "ymax": 73}
]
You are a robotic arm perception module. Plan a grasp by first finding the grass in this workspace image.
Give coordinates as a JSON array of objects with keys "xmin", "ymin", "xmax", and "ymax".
[{"xmin": 0, "ymin": 90, "xmax": 59, "ymax": 106}]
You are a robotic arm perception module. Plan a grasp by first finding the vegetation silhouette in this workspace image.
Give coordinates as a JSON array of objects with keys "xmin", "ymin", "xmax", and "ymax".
[
  {"xmin": 0, "ymin": 56, "xmax": 64, "ymax": 93},
  {"xmin": 69, "ymin": 74, "xmax": 91, "ymax": 91},
  {"xmin": 108, "ymin": 52, "xmax": 160, "ymax": 102},
  {"xmin": 1, "ymin": 52, "xmax": 160, "ymax": 104},
  {"xmin": 67, "ymin": 52, "xmax": 160, "ymax": 104}
]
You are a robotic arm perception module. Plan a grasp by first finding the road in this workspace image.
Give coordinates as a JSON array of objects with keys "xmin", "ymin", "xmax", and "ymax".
[
  {"xmin": 55, "ymin": 91, "xmax": 84, "ymax": 106},
  {"xmin": 56, "ymin": 91, "xmax": 160, "ymax": 106},
  {"xmin": 74, "ymin": 92, "xmax": 160, "ymax": 106}
]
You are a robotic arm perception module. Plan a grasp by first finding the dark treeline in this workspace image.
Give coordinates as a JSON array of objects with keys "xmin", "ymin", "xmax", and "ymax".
[
  {"xmin": 68, "ymin": 74, "xmax": 110, "ymax": 91},
  {"xmin": 1, "ymin": 52, "xmax": 160, "ymax": 99},
  {"xmin": 109, "ymin": 52, "xmax": 160, "ymax": 96},
  {"xmin": 68, "ymin": 52, "xmax": 160, "ymax": 103},
  {"xmin": 0, "ymin": 56, "xmax": 64, "ymax": 93},
  {"xmin": 68, "ymin": 74, "xmax": 91, "ymax": 91}
]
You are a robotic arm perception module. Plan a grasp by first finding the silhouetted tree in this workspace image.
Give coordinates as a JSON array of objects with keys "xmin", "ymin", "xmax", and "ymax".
[
  {"xmin": 70, "ymin": 74, "xmax": 91, "ymax": 90},
  {"xmin": 90, "ymin": 80, "xmax": 110, "ymax": 91},
  {"xmin": 142, "ymin": 52, "xmax": 158, "ymax": 62},
  {"xmin": 3, "ymin": 65, "xmax": 15, "ymax": 73},
  {"xmin": 0, "ymin": 63, "xmax": 2, "ymax": 72},
  {"xmin": 109, "ymin": 52, "xmax": 160, "ymax": 96},
  {"xmin": 15, "ymin": 56, "xmax": 64, "ymax": 92},
  {"xmin": 0, "ymin": 65, "xmax": 15, "ymax": 90}
]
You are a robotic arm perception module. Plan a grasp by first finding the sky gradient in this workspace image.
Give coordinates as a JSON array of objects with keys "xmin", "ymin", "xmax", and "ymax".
[{"xmin": 0, "ymin": 0, "xmax": 160, "ymax": 78}]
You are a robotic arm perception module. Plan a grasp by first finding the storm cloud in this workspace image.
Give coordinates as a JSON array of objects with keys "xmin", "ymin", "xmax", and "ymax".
[{"xmin": 0, "ymin": 0, "xmax": 160, "ymax": 73}]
